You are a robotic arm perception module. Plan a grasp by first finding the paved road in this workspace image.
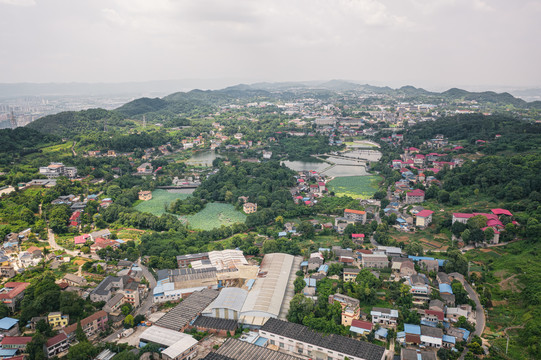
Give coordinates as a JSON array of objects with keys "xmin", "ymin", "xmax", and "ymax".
[
  {"xmin": 458, "ymin": 280, "xmax": 485, "ymax": 360},
  {"xmin": 464, "ymin": 281, "xmax": 485, "ymax": 337},
  {"xmin": 135, "ymin": 259, "xmax": 157, "ymax": 316},
  {"xmin": 48, "ymin": 229, "xmax": 80, "ymax": 257},
  {"xmin": 47, "ymin": 229, "xmax": 100, "ymax": 260}
]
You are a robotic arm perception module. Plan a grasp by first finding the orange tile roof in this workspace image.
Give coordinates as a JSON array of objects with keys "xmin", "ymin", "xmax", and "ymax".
[{"xmin": 345, "ymin": 209, "xmax": 366, "ymax": 215}]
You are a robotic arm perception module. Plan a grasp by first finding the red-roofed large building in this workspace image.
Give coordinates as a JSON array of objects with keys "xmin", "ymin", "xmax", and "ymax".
[
  {"xmin": 1, "ymin": 336, "xmax": 32, "ymax": 350},
  {"xmin": 0, "ymin": 282, "xmax": 30, "ymax": 311},
  {"xmin": 344, "ymin": 209, "xmax": 367, "ymax": 224},
  {"xmin": 452, "ymin": 213, "xmax": 475, "ymax": 224},
  {"xmin": 45, "ymin": 333, "xmax": 69, "ymax": 357},
  {"xmin": 406, "ymin": 189, "xmax": 425, "ymax": 204},
  {"xmin": 491, "ymin": 208, "xmax": 513, "ymax": 217},
  {"xmin": 416, "ymin": 210, "xmax": 434, "ymax": 228},
  {"xmin": 63, "ymin": 310, "xmax": 108, "ymax": 341}
]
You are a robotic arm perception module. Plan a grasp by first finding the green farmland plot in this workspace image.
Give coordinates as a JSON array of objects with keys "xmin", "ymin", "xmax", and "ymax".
[
  {"xmin": 135, "ymin": 189, "xmax": 191, "ymax": 216},
  {"xmin": 180, "ymin": 203, "xmax": 246, "ymax": 231},
  {"xmin": 327, "ymin": 175, "xmax": 382, "ymax": 199}
]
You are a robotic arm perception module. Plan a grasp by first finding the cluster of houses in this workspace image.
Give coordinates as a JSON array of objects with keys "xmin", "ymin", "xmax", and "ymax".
[
  {"xmin": 291, "ymin": 170, "xmax": 328, "ymax": 206},
  {"xmin": 296, "ymin": 240, "xmax": 477, "ymax": 356}
]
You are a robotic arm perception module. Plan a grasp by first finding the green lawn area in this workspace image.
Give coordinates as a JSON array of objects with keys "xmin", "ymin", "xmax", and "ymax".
[
  {"xmin": 134, "ymin": 189, "xmax": 191, "ymax": 216},
  {"xmin": 327, "ymin": 175, "xmax": 382, "ymax": 199},
  {"xmin": 180, "ymin": 203, "xmax": 246, "ymax": 230}
]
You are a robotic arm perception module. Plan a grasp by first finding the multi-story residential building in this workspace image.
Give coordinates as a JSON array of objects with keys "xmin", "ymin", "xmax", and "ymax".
[
  {"xmin": 123, "ymin": 281, "xmax": 140, "ymax": 308},
  {"xmin": 361, "ymin": 254, "xmax": 388, "ymax": 269},
  {"xmin": 39, "ymin": 163, "xmax": 77, "ymax": 179},
  {"xmin": 48, "ymin": 312, "xmax": 69, "ymax": 329},
  {"xmin": 370, "ymin": 307, "xmax": 399, "ymax": 326},
  {"xmin": 344, "ymin": 209, "xmax": 367, "ymax": 224},
  {"xmin": 329, "ymin": 294, "xmax": 360, "ymax": 327},
  {"xmin": 243, "ymin": 202, "xmax": 257, "ymax": 214},
  {"xmin": 0, "ymin": 282, "xmax": 30, "ymax": 311},
  {"xmin": 45, "ymin": 333, "xmax": 69, "ymax": 357},
  {"xmin": 63, "ymin": 310, "xmax": 108, "ymax": 341},
  {"xmin": 260, "ymin": 318, "xmax": 385, "ymax": 360},
  {"xmin": 415, "ymin": 210, "xmax": 434, "ymax": 227},
  {"xmin": 138, "ymin": 191, "xmax": 153, "ymax": 201},
  {"xmin": 343, "ymin": 268, "xmax": 361, "ymax": 282},
  {"xmin": 406, "ymin": 189, "xmax": 425, "ymax": 204},
  {"xmin": 89, "ymin": 276, "xmax": 126, "ymax": 302}
]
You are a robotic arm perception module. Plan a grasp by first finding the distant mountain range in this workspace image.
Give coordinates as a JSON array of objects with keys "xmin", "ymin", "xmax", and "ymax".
[{"xmin": 20, "ymin": 80, "xmax": 541, "ymax": 137}]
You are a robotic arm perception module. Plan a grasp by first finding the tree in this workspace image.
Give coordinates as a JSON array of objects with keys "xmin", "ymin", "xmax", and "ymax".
[
  {"xmin": 0, "ymin": 302, "xmax": 9, "ymax": 318},
  {"xmin": 483, "ymin": 227, "xmax": 495, "ymax": 242},
  {"xmin": 287, "ymin": 294, "xmax": 315, "ymax": 324},
  {"xmin": 461, "ymin": 229, "xmax": 471, "ymax": 244},
  {"xmin": 75, "ymin": 321, "xmax": 87, "ymax": 342},
  {"xmin": 294, "ymin": 277, "xmax": 305, "ymax": 294},
  {"xmin": 449, "ymin": 191, "xmax": 461, "ymax": 205},
  {"xmin": 67, "ymin": 341, "xmax": 99, "ymax": 360},
  {"xmin": 262, "ymin": 239, "xmax": 279, "ymax": 254},
  {"xmin": 438, "ymin": 190, "xmax": 450, "ymax": 203},
  {"xmin": 124, "ymin": 314, "xmax": 134, "ymax": 328},
  {"xmin": 26, "ymin": 332, "xmax": 47, "ymax": 360}
]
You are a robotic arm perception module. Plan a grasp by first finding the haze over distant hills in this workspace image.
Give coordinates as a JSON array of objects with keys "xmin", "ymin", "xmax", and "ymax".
[{"xmin": 1, "ymin": 79, "xmax": 541, "ymax": 102}]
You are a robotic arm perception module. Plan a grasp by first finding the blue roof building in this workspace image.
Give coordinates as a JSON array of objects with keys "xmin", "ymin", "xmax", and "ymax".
[
  {"xmin": 318, "ymin": 264, "xmax": 329, "ymax": 273},
  {"xmin": 0, "ymin": 349, "xmax": 18, "ymax": 358},
  {"xmin": 439, "ymin": 283, "xmax": 453, "ymax": 294},
  {"xmin": 278, "ymin": 232, "xmax": 287, "ymax": 237},
  {"xmin": 0, "ymin": 317, "xmax": 18, "ymax": 330},
  {"xmin": 442, "ymin": 334, "xmax": 456, "ymax": 345},
  {"xmin": 459, "ymin": 328, "xmax": 470, "ymax": 341},
  {"xmin": 375, "ymin": 328, "xmax": 388, "ymax": 339},
  {"xmin": 304, "ymin": 278, "xmax": 317, "ymax": 287},
  {"xmin": 404, "ymin": 324, "xmax": 421, "ymax": 335}
]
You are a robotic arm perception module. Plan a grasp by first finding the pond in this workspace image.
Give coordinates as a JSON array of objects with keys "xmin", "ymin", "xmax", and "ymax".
[
  {"xmin": 282, "ymin": 158, "xmax": 371, "ymax": 177},
  {"xmin": 185, "ymin": 150, "xmax": 222, "ymax": 167}
]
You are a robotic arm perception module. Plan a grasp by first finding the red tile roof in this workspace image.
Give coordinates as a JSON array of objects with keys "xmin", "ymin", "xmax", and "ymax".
[
  {"xmin": 407, "ymin": 189, "xmax": 425, "ymax": 197},
  {"xmin": 64, "ymin": 310, "xmax": 107, "ymax": 336},
  {"xmin": 425, "ymin": 310, "xmax": 444, "ymax": 321},
  {"xmin": 351, "ymin": 234, "xmax": 365, "ymax": 238},
  {"xmin": 45, "ymin": 333, "xmax": 67, "ymax": 348},
  {"xmin": 1, "ymin": 336, "xmax": 32, "ymax": 345},
  {"xmin": 351, "ymin": 319, "xmax": 373, "ymax": 331},
  {"xmin": 416, "ymin": 210, "xmax": 434, "ymax": 218},
  {"xmin": 0, "ymin": 283, "xmax": 30, "ymax": 300},
  {"xmin": 491, "ymin": 208, "xmax": 513, "ymax": 216}
]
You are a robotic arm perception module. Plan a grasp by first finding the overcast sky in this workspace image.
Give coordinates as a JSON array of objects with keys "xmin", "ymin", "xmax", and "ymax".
[{"xmin": 1, "ymin": 0, "xmax": 540, "ymax": 90}]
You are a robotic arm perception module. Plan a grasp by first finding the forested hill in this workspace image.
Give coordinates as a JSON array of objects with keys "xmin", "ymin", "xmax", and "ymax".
[
  {"xmin": 26, "ymin": 108, "xmax": 129, "ymax": 138},
  {"xmin": 405, "ymin": 114, "xmax": 541, "ymax": 154},
  {"xmin": 0, "ymin": 127, "xmax": 59, "ymax": 165},
  {"xmin": 115, "ymin": 88, "xmax": 277, "ymax": 119}
]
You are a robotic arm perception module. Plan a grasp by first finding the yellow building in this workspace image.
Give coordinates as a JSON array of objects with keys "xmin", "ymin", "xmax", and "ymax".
[
  {"xmin": 48, "ymin": 312, "xmax": 69, "ymax": 328},
  {"xmin": 138, "ymin": 191, "xmax": 153, "ymax": 201},
  {"xmin": 243, "ymin": 202, "xmax": 257, "ymax": 214}
]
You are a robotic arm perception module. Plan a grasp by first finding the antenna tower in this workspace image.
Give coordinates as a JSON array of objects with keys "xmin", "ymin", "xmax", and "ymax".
[{"xmin": 9, "ymin": 111, "xmax": 17, "ymax": 129}]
